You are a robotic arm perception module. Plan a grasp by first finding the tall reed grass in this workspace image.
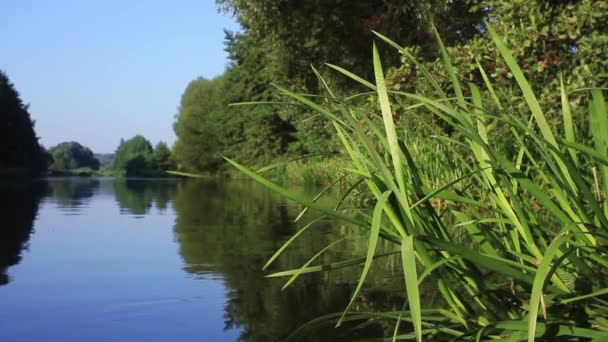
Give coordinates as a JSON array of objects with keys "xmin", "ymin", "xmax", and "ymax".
[{"xmin": 227, "ymin": 24, "xmax": 608, "ymax": 341}]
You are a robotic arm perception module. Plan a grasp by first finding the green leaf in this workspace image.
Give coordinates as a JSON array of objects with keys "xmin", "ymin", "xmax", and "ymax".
[
  {"xmin": 337, "ymin": 190, "xmax": 392, "ymax": 326},
  {"xmin": 402, "ymin": 235, "xmax": 422, "ymax": 342}
]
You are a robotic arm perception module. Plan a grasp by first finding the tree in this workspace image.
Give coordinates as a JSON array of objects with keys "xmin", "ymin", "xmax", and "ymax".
[
  {"xmin": 112, "ymin": 135, "xmax": 154, "ymax": 176},
  {"xmin": 0, "ymin": 71, "xmax": 49, "ymax": 175},
  {"xmin": 48, "ymin": 141, "xmax": 100, "ymax": 170},
  {"xmin": 152, "ymin": 141, "xmax": 174, "ymax": 171},
  {"xmin": 173, "ymin": 77, "xmax": 224, "ymax": 172},
  {"xmin": 217, "ymin": 0, "xmax": 484, "ymax": 91}
]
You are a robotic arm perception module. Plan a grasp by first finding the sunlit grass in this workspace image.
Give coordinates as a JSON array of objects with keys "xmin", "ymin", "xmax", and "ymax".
[{"xmin": 227, "ymin": 23, "xmax": 608, "ymax": 341}]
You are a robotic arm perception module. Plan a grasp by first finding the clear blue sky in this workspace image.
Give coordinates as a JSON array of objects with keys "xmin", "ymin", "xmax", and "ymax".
[{"xmin": 1, "ymin": 0, "xmax": 240, "ymax": 153}]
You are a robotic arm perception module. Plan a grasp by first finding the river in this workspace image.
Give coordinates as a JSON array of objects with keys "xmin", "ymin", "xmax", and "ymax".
[{"xmin": 0, "ymin": 177, "xmax": 402, "ymax": 341}]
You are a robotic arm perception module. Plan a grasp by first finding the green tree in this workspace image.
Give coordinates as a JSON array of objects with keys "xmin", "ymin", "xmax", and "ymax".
[
  {"xmin": 0, "ymin": 71, "xmax": 49, "ymax": 176},
  {"xmin": 112, "ymin": 135, "xmax": 154, "ymax": 176},
  {"xmin": 152, "ymin": 141, "xmax": 173, "ymax": 171},
  {"xmin": 217, "ymin": 0, "xmax": 484, "ymax": 90},
  {"xmin": 48, "ymin": 141, "xmax": 100, "ymax": 171},
  {"xmin": 214, "ymin": 1, "xmax": 486, "ymax": 156},
  {"xmin": 172, "ymin": 77, "xmax": 224, "ymax": 172}
]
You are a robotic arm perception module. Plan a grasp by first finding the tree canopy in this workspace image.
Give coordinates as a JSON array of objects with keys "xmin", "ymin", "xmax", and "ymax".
[
  {"xmin": 0, "ymin": 71, "xmax": 49, "ymax": 176},
  {"xmin": 48, "ymin": 141, "xmax": 100, "ymax": 171},
  {"xmin": 170, "ymin": 1, "xmax": 608, "ymax": 174},
  {"xmin": 113, "ymin": 135, "xmax": 174, "ymax": 176}
]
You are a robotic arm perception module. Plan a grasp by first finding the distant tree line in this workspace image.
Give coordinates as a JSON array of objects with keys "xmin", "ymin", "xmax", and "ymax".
[
  {"xmin": 170, "ymin": 0, "xmax": 607, "ymax": 172},
  {"xmin": 0, "ymin": 71, "xmax": 175, "ymax": 178}
]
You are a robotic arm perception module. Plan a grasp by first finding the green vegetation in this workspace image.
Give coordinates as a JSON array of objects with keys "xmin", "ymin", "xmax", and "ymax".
[
  {"xmin": 229, "ymin": 24, "xmax": 608, "ymax": 340},
  {"xmin": 112, "ymin": 135, "xmax": 174, "ymax": 177},
  {"xmin": 174, "ymin": 1, "xmax": 607, "ymax": 182},
  {"xmin": 0, "ymin": 71, "xmax": 49, "ymax": 177},
  {"xmin": 48, "ymin": 141, "xmax": 100, "ymax": 172},
  {"xmin": 95, "ymin": 153, "xmax": 115, "ymax": 170},
  {"xmin": 169, "ymin": 2, "xmax": 608, "ymax": 338}
]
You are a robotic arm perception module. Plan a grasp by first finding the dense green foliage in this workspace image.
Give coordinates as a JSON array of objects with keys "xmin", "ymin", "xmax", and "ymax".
[
  {"xmin": 0, "ymin": 71, "xmax": 49, "ymax": 176},
  {"xmin": 113, "ymin": 135, "xmax": 174, "ymax": 176},
  {"xmin": 48, "ymin": 141, "xmax": 100, "ymax": 171},
  {"xmin": 173, "ymin": 1, "xmax": 608, "ymax": 340},
  {"xmin": 230, "ymin": 24, "xmax": 608, "ymax": 340},
  {"xmin": 172, "ymin": 1, "xmax": 608, "ymax": 178},
  {"xmin": 387, "ymin": 0, "xmax": 608, "ymax": 143},
  {"xmin": 172, "ymin": 72, "xmax": 295, "ymax": 172}
]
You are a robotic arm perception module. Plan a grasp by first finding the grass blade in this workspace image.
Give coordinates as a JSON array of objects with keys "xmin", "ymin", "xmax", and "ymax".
[
  {"xmin": 402, "ymin": 235, "xmax": 422, "ymax": 342},
  {"xmin": 337, "ymin": 190, "xmax": 392, "ymax": 326}
]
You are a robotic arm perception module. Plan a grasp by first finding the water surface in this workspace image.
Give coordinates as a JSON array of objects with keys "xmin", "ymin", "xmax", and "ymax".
[{"xmin": 0, "ymin": 178, "xmax": 401, "ymax": 341}]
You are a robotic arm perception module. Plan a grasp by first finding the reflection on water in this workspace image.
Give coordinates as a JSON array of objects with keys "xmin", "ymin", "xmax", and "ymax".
[
  {"xmin": 0, "ymin": 181, "xmax": 47, "ymax": 285},
  {"xmin": 46, "ymin": 177, "xmax": 99, "ymax": 213},
  {"xmin": 113, "ymin": 179, "xmax": 176, "ymax": 216},
  {"xmin": 0, "ymin": 177, "xmax": 402, "ymax": 341}
]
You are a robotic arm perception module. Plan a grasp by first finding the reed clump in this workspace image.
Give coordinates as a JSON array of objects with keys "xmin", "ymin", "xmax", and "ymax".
[{"xmin": 228, "ymin": 24, "xmax": 608, "ymax": 341}]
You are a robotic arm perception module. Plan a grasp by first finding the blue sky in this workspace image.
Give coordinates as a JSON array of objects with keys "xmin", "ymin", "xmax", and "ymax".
[{"xmin": 1, "ymin": 0, "xmax": 240, "ymax": 153}]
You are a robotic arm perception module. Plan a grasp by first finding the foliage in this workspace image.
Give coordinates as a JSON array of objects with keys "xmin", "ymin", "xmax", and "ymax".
[
  {"xmin": 213, "ymin": 0, "xmax": 487, "ymax": 158},
  {"xmin": 95, "ymin": 153, "xmax": 115, "ymax": 170},
  {"xmin": 48, "ymin": 141, "xmax": 100, "ymax": 171},
  {"xmin": 228, "ymin": 26, "xmax": 608, "ymax": 340},
  {"xmin": 172, "ymin": 68, "xmax": 296, "ymax": 172},
  {"xmin": 386, "ymin": 0, "xmax": 608, "ymax": 143},
  {"xmin": 152, "ymin": 142, "xmax": 173, "ymax": 171},
  {"xmin": 0, "ymin": 70, "xmax": 49, "ymax": 176},
  {"xmin": 217, "ymin": 0, "xmax": 484, "ymax": 90},
  {"xmin": 172, "ymin": 77, "xmax": 224, "ymax": 171},
  {"xmin": 112, "ymin": 135, "xmax": 156, "ymax": 176}
]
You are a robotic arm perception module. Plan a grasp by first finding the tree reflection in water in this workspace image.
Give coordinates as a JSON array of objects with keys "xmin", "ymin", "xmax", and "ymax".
[
  {"xmin": 0, "ymin": 181, "xmax": 47, "ymax": 286},
  {"xmin": 172, "ymin": 179, "xmax": 402, "ymax": 341}
]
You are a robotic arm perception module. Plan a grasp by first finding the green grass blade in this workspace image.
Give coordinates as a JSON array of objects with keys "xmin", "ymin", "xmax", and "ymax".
[
  {"xmin": 337, "ymin": 190, "xmax": 392, "ymax": 326},
  {"xmin": 561, "ymin": 288, "xmax": 608, "ymax": 304},
  {"xmin": 225, "ymin": 157, "xmax": 366, "ymax": 227},
  {"xmin": 263, "ymin": 215, "xmax": 326, "ymax": 270},
  {"xmin": 433, "ymin": 25, "xmax": 465, "ymax": 110},
  {"xmin": 527, "ymin": 232, "xmax": 572, "ymax": 342},
  {"xmin": 373, "ymin": 43, "xmax": 410, "ymax": 222},
  {"xmin": 294, "ymin": 175, "xmax": 345, "ymax": 222},
  {"xmin": 402, "ymin": 235, "xmax": 422, "ymax": 342},
  {"xmin": 372, "ymin": 30, "xmax": 447, "ymax": 100},
  {"xmin": 281, "ymin": 238, "xmax": 346, "ymax": 290},
  {"xmin": 485, "ymin": 23, "xmax": 556, "ymax": 146},
  {"xmin": 326, "ymin": 63, "xmax": 377, "ymax": 90},
  {"xmin": 266, "ymin": 251, "xmax": 399, "ymax": 278},
  {"xmin": 560, "ymin": 75, "xmax": 578, "ymax": 167}
]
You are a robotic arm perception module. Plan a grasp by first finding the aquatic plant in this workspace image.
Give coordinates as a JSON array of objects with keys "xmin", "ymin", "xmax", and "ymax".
[{"xmin": 227, "ymin": 24, "xmax": 608, "ymax": 341}]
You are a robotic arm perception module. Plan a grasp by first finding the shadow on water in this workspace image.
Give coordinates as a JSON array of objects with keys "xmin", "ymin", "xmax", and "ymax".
[
  {"xmin": 172, "ymin": 179, "xmax": 402, "ymax": 341},
  {"xmin": 0, "ymin": 180, "xmax": 47, "ymax": 286}
]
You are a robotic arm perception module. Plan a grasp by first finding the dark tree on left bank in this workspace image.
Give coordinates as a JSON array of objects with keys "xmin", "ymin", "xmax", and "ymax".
[{"xmin": 0, "ymin": 71, "xmax": 49, "ymax": 176}]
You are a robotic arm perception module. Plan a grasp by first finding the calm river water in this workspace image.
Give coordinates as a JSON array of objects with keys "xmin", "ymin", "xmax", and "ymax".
[{"xmin": 0, "ymin": 178, "xmax": 402, "ymax": 341}]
